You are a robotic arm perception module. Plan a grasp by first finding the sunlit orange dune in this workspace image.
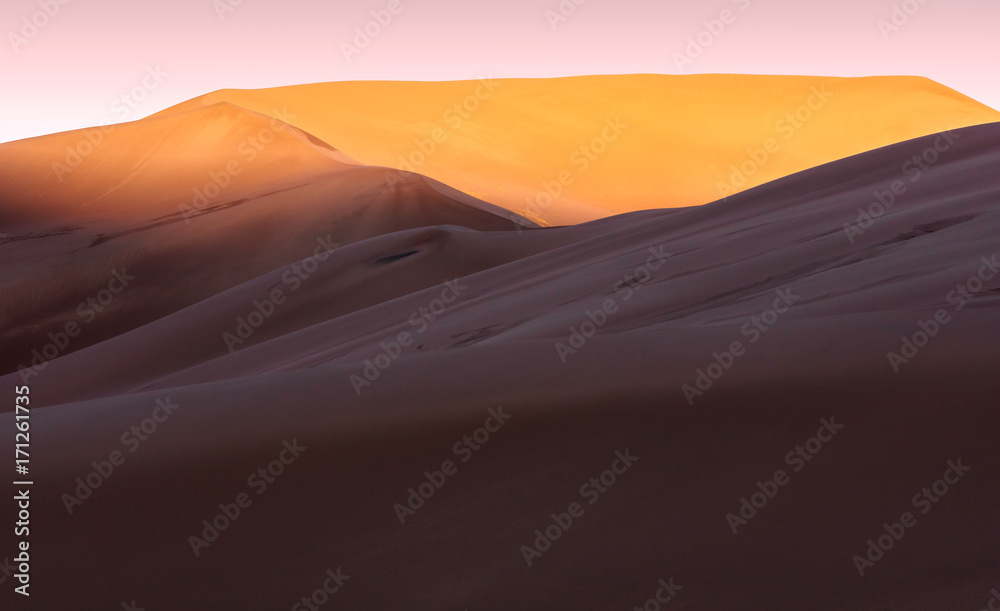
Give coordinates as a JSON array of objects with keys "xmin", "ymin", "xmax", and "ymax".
[
  {"xmin": 154, "ymin": 74, "xmax": 1000, "ymax": 225},
  {"xmin": 0, "ymin": 102, "xmax": 357, "ymax": 224}
]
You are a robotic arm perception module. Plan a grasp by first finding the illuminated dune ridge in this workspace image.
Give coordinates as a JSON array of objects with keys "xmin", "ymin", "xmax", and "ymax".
[
  {"xmin": 155, "ymin": 74, "xmax": 1000, "ymax": 225},
  {"xmin": 0, "ymin": 102, "xmax": 357, "ymax": 224}
]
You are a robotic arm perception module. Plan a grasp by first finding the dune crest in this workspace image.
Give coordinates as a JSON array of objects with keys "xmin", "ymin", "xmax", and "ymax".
[{"xmin": 0, "ymin": 102, "xmax": 355, "ymax": 224}]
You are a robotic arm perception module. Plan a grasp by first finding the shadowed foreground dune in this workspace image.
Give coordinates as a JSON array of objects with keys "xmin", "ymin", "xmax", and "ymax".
[
  {"xmin": 155, "ymin": 74, "xmax": 1000, "ymax": 225},
  {"xmin": 1, "ymin": 123, "xmax": 998, "ymax": 609}
]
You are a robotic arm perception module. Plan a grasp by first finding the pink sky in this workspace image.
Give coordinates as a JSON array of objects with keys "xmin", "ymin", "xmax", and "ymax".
[{"xmin": 2, "ymin": 0, "xmax": 998, "ymax": 143}]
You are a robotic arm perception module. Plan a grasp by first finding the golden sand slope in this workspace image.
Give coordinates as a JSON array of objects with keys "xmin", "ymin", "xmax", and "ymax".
[
  {"xmin": 0, "ymin": 102, "xmax": 355, "ymax": 223},
  {"xmin": 154, "ymin": 75, "xmax": 1000, "ymax": 225}
]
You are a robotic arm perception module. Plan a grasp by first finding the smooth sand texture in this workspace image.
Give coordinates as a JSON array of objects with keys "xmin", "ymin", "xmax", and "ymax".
[
  {"xmin": 0, "ymin": 108, "xmax": 535, "ymax": 374},
  {"xmin": 153, "ymin": 75, "xmax": 1000, "ymax": 225},
  {"xmin": 0, "ymin": 102, "xmax": 355, "ymax": 224},
  {"xmin": 1, "ymin": 123, "xmax": 998, "ymax": 609}
]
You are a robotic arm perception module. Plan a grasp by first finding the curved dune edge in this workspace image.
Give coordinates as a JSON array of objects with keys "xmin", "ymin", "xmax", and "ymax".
[{"xmin": 0, "ymin": 102, "xmax": 360, "ymax": 224}]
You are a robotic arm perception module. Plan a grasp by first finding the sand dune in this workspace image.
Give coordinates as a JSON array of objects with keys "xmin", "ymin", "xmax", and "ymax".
[
  {"xmin": 0, "ymin": 108, "xmax": 534, "ymax": 375},
  {"xmin": 2, "ymin": 124, "xmax": 998, "ymax": 608},
  {"xmin": 0, "ymin": 102, "xmax": 354, "ymax": 224},
  {"xmin": 153, "ymin": 75, "xmax": 1000, "ymax": 225}
]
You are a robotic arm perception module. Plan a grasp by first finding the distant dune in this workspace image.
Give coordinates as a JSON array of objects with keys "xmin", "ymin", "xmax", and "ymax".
[{"xmin": 154, "ymin": 74, "xmax": 1000, "ymax": 225}]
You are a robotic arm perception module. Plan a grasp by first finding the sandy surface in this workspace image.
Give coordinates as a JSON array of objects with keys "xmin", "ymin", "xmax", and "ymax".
[
  {"xmin": 1, "ymin": 122, "xmax": 998, "ymax": 609},
  {"xmin": 153, "ymin": 75, "xmax": 1000, "ymax": 225},
  {"xmin": 0, "ymin": 107, "xmax": 535, "ymax": 375}
]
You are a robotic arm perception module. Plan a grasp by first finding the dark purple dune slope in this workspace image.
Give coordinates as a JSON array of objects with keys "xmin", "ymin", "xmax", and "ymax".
[{"xmin": 1, "ymin": 123, "xmax": 999, "ymax": 610}]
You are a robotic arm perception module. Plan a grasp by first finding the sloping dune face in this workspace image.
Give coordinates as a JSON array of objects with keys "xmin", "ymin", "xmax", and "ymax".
[
  {"xmin": 2, "ymin": 124, "xmax": 999, "ymax": 610},
  {"xmin": 154, "ymin": 75, "xmax": 1000, "ymax": 225},
  {"xmin": 0, "ymin": 104, "xmax": 533, "ymax": 375},
  {"xmin": 0, "ymin": 102, "xmax": 356, "ymax": 224}
]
